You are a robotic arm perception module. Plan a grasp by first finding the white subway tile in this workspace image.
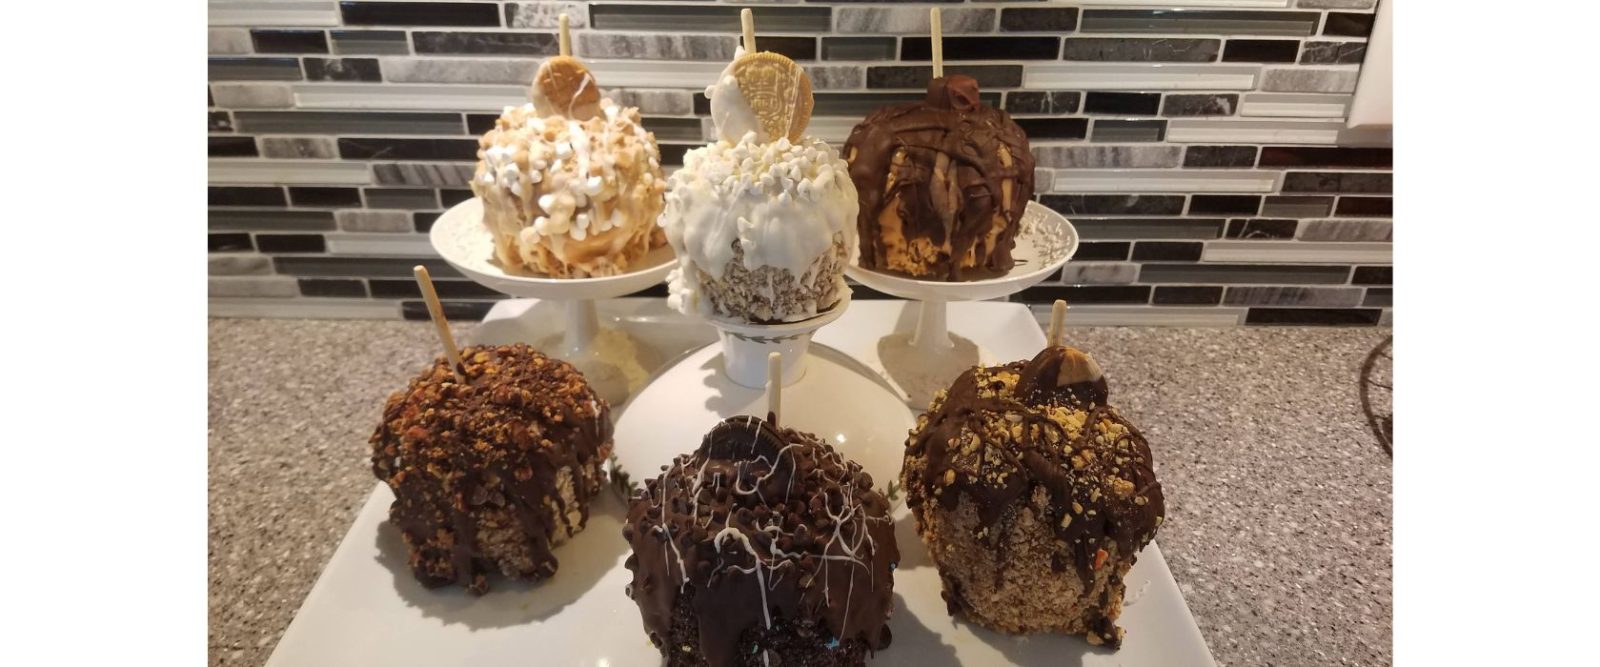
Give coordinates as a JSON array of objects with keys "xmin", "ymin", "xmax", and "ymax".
[
  {"xmin": 585, "ymin": 59, "xmax": 729, "ymax": 88},
  {"xmin": 208, "ymin": 28, "xmax": 252, "ymax": 54},
  {"xmin": 1030, "ymin": 304, "xmax": 1246, "ymax": 326},
  {"xmin": 1203, "ymin": 241, "xmax": 1392, "ymax": 264},
  {"xmin": 208, "ymin": 1, "xmax": 338, "ymax": 27},
  {"xmin": 1051, "ymin": 169, "xmax": 1280, "ymax": 193},
  {"xmin": 1025, "ymin": 64, "xmax": 1259, "ymax": 91},
  {"xmin": 1167, "ymin": 119, "xmax": 1348, "ymax": 144},
  {"xmin": 209, "ymin": 159, "xmax": 372, "ymax": 185},
  {"xmin": 1239, "ymin": 93, "xmax": 1352, "ymax": 118},
  {"xmin": 212, "ymin": 83, "xmax": 294, "ymax": 109}
]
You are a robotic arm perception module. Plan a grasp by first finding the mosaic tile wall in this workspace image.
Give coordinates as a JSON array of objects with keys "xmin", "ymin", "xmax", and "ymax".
[{"xmin": 208, "ymin": 0, "xmax": 1392, "ymax": 326}]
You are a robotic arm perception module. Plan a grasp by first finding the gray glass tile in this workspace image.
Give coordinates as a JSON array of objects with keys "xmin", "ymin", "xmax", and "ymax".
[
  {"xmin": 1091, "ymin": 119, "xmax": 1167, "ymax": 142},
  {"xmin": 822, "ymin": 37, "xmax": 896, "ymax": 61},
  {"xmin": 1064, "ymin": 38, "xmax": 1219, "ymax": 62},
  {"xmin": 332, "ymin": 30, "xmax": 410, "ymax": 55},
  {"xmin": 1223, "ymin": 286, "xmax": 1363, "ymax": 307},
  {"xmin": 591, "ymin": 5, "xmax": 831, "ymax": 32},
  {"xmin": 208, "ymin": 210, "xmax": 337, "ymax": 232},
  {"xmin": 364, "ymin": 188, "xmax": 439, "ymax": 209},
  {"xmin": 209, "ymin": 57, "xmax": 303, "ymax": 81},
  {"xmin": 233, "ymin": 111, "xmax": 465, "ymax": 135},
  {"xmin": 641, "ymin": 117, "xmax": 704, "ymax": 141},
  {"xmin": 1070, "ymin": 218, "xmax": 1225, "ymax": 240},
  {"xmin": 1261, "ymin": 195, "xmax": 1334, "ymax": 217},
  {"xmin": 274, "ymin": 256, "xmax": 462, "ymax": 279}
]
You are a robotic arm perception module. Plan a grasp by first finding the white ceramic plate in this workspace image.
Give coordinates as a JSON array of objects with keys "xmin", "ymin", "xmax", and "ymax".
[
  {"xmin": 845, "ymin": 200, "xmax": 1079, "ymax": 303},
  {"xmin": 266, "ymin": 300, "xmax": 1214, "ymax": 667},
  {"xmin": 429, "ymin": 198, "xmax": 675, "ymax": 300}
]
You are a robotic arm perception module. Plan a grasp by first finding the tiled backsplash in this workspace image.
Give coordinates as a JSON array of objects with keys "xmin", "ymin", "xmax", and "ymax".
[{"xmin": 208, "ymin": 0, "xmax": 1391, "ymax": 326}]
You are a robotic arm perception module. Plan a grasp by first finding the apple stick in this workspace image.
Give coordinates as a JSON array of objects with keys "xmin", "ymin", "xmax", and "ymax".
[
  {"xmin": 558, "ymin": 13, "xmax": 571, "ymax": 57},
  {"xmin": 413, "ymin": 265, "xmax": 465, "ymax": 382},
  {"xmin": 1047, "ymin": 299, "xmax": 1067, "ymax": 348},
  {"xmin": 741, "ymin": 8, "xmax": 756, "ymax": 53},
  {"xmin": 930, "ymin": 8, "xmax": 944, "ymax": 79},
  {"xmin": 766, "ymin": 352, "xmax": 783, "ymax": 424}
]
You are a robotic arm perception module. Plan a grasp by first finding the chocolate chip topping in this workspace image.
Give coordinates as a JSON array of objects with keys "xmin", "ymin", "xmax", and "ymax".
[
  {"xmin": 844, "ymin": 76, "xmax": 1035, "ymax": 280},
  {"xmin": 623, "ymin": 415, "xmax": 898, "ymax": 667},
  {"xmin": 370, "ymin": 344, "xmax": 613, "ymax": 593},
  {"xmin": 902, "ymin": 347, "xmax": 1164, "ymax": 582}
]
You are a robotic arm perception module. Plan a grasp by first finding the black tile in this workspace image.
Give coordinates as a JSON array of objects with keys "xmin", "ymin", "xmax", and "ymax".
[
  {"xmin": 1084, "ymin": 92, "xmax": 1160, "ymax": 115},
  {"xmin": 1153, "ymin": 286, "xmax": 1223, "ymax": 306},
  {"xmin": 1013, "ymin": 118, "xmax": 1088, "ymax": 140},
  {"xmin": 298, "ymin": 278, "xmax": 368, "ymax": 298},
  {"xmin": 1351, "ymin": 266, "xmax": 1391, "ymax": 285},
  {"xmin": 1222, "ymin": 39, "xmax": 1299, "ymax": 63},
  {"xmin": 275, "ymin": 256, "xmax": 460, "ymax": 278},
  {"xmin": 413, "ymin": 31, "xmax": 555, "ymax": 55},
  {"xmin": 208, "ymin": 57, "xmax": 303, "ymax": 81},
  {"xmin": 439, "ymin": 189, "xmax": 474, "ymax": 206},
  {"xmin": 1001, "ymin": 8, "xmax": 1079, "ymax": 32},
  {"xmin": 331, "ymin": 30, "xmax": 410, "ymax": 55},
  {"xmin": 1226, "ymin": 218, "xmax": 1297, "ymax": 239},
  {"xmin": 1092, "ymin": 119, "xmax": 1166, "ymax": 142},
  {"xmin": 1245, "ymin": 308, "xmax": 1381, "ymax": 326},
  {"xmin": 209, "ymin": 233, "xmax": 253, "ymax": 252},
  {"xmin": 209, "ymin": 136, "xmax": 258, "ymax": 157},
  {"xmin": 289, "ymin": 187, "xmax": 362, "ymax": 207},
  {"xmin": 338, "ymin": 138, "xmax": 478, "ymax": 161},
  {"xmin": 1064, "ymin": 38, "xmax": 1219, "ymax": 62},
  {"xmin": 364, "ymin": 188, "xmax": 438, "ymax": 209},
  {"xmin": 466, "ymin": 113, "xmax": 497, "ymax": 135},
  {"xmin": 1261, "ymin": 195, "xmax": 1334, "ymax": 218},
  {"xmin": 1282, "ymin": 171, "xmax": 1392, "ymax": 194},
  {"xmin": 1363, "ymin": 287, "xmax": 1392, "ymax": 308},
  {"xmin": 1140, "ymin": 263, "xmax": 1351, "ymax": 285},
  {"xmin": 1259, "ymin": 146, "xmax": 1391, "ymax": 169},
  {"xmin": 1074, "ymin": 241, "xmax": 1132, "ymax": 261},
  {"xmin": 209, "ymin": 210, "xmax": 335, "ymax": 232},
  {"xmin": 1042, "ymin": 195, "xmax": 1186, "ymax": 216},
  {"xmin": 303, "ymin": 57, "xmax": 382, "ymax": 82},
  {"xmin": 1323, "ymin": 12, "xmax": 1374, "ymax": 37},
  {"xmin": 234, "ymin": 111, "xmax": 465, "ymax": 135},
  {"xmin": 251, "ymin": 29, "xmax": 329, "ymax": 54},
  {"xmin": 1004, "ymin": 91, "xmax": 1079, "ymax": 115},
  {"xmin": 256, "ymin": 234, "xmax": 327, "ymax": 254},
  {"xmin": 1132, "ymin": 241, "xmax": 1203, "ymax": 262},
  {"xmin": 340, "ymin": 2, "xmax": 501, "ymax": 27},
  {"xmin": 402, "ymin": 300, "xmax": 494, "ymax": 321},
  {"xmin": 867, "ymin": 65, "xmax": 1022, "ymax": 89},
  {"xmin": 1300, "ymin": 41, "xmax": 1366, "ymax": 65},
  {"xmin": 372, "ymin": 279, "xmax": 500, "ymax": 299},
  {"xmin": 641, "ymin": 117, "xmax": 704, "ymax": 141},
  {"xmin": 822, "ymin": 37, "xmax": 896, "ymax": 61},
  {"xmin": 210, "ymin": 187, "xmax": 286, "ymax": 207},
  {"xmin": 1183, "ymin": 145, "xmax": 1257, "ymax": 168},
  {"xmin": 1162, "ymin": 94, "xmax": 1238, "ymax": 117},
  {"xmin": 1071, "ymin": 218, "xmax": 1225, "ymax": 240},
  {"xmin": 1335, "ymin": 196, "xmax": 1393, "ymax": 217},
  {"xmin": 902, "ymin": 37, "xmax": 1059, "ymax": 61},
  {"xmin": 1080, "ymin": 10, "xmax": 1321, "ymax": 37},
  {"xmin": 209, "ymin": 111, "xmax": 233, "ymax": 132},
  {"xmin": 589, "ymin": 6, "xmax": 831, "ymax": 32},
  {"xmin": 1189, "ymin": 195, "xmax": 1260, "ymax": 216},
  {"xmin": 1017, "ymin": 285, "xmax": 1151, "ymax": 304},
  {"xmin": 658, "ymin": 143, "xmax": 695, "ymax": 167},
  {"xmin": 763, "ymin": 36, "xmax": 818, "ymax": 62},
  {"xmin": 413, "ymin": 211, "xmax": 442, "ymax": 232}
]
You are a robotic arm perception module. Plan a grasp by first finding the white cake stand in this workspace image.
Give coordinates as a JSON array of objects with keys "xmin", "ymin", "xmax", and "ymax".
[
  {"xmin": 844, "ymin": 200, "xmax": 1079, "ymax": 408},
  {"xmin": 430, "ymin": 198, "xmax": 676, "ymax": 407}
]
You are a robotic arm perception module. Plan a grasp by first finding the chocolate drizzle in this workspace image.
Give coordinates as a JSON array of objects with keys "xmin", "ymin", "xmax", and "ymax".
[
  {"xmin": 370, "ymin": 344, "xmax": 613, "ymax": 594},
  {"xmin": 902, "ymin": 347, "xmax": 1164, "ymax": 584},
  {"xmin": 844, "ymin": 76, "xmax": 1035, "ymax": 280},
  {"xmin": 623, "ymin": 415, "xmax": 898, "ymax": 666}
]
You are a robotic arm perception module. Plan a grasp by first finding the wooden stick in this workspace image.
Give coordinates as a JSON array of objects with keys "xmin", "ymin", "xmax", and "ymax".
[
  {"xmin": 414, "ymin": 265, "xmax": 465, "ymax": 382},
  {"xmin": 741, "ymin": 8, "xmax": 756, "ymax": 53},
  {"xmin": 766, "ymin": 352, "xmax": 782, "ymax": 424},
  {"xmin": 1047, "ymin": 299, "xmax": 1067, "ymax": 348},
  {"xmin": 930, "ymin": 7, "xmax": 943, "ymax": 79},
  {"xmin": 558, "ymin": 14, "xmax": 571, "ymax": 57}
]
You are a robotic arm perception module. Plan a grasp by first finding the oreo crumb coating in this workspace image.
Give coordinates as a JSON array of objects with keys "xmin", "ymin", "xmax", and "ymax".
[
  {"xmin": 370, "ymin": 344, "xmax": 613, "ymax": 594},
  {"xmin": 623, "ymin": 415, "xmax": 898, "ymax": 666},
  {"xmin": 844, "ymin": 75, "xmax": 1034, "ymax": 281},
  {"xmin": 901, "ymin": 346, "xmax": 1165, "ymax": 648}
]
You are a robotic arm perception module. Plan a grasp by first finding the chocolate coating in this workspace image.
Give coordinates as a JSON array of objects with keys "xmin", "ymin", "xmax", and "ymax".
[
  {"xmin": 623, "ymin": 415, "xmax": 898, "ymax": 667},
  {"xmin": 844, "ymin": 76, "xmax": 1035, "ymax": 280},
  {"xmin": 370, "ymin": 344, "xmax": 613, "ymax": 594},
  {"xmin": 901, "ymin": 346, "xmax": 1164, "ymax": 642}
]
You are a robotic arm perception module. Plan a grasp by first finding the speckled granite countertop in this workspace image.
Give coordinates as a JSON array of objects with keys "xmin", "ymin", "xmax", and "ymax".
[{"xmin": 208, "ymin": 317, "xmax": 1391, "ymax": 667}]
